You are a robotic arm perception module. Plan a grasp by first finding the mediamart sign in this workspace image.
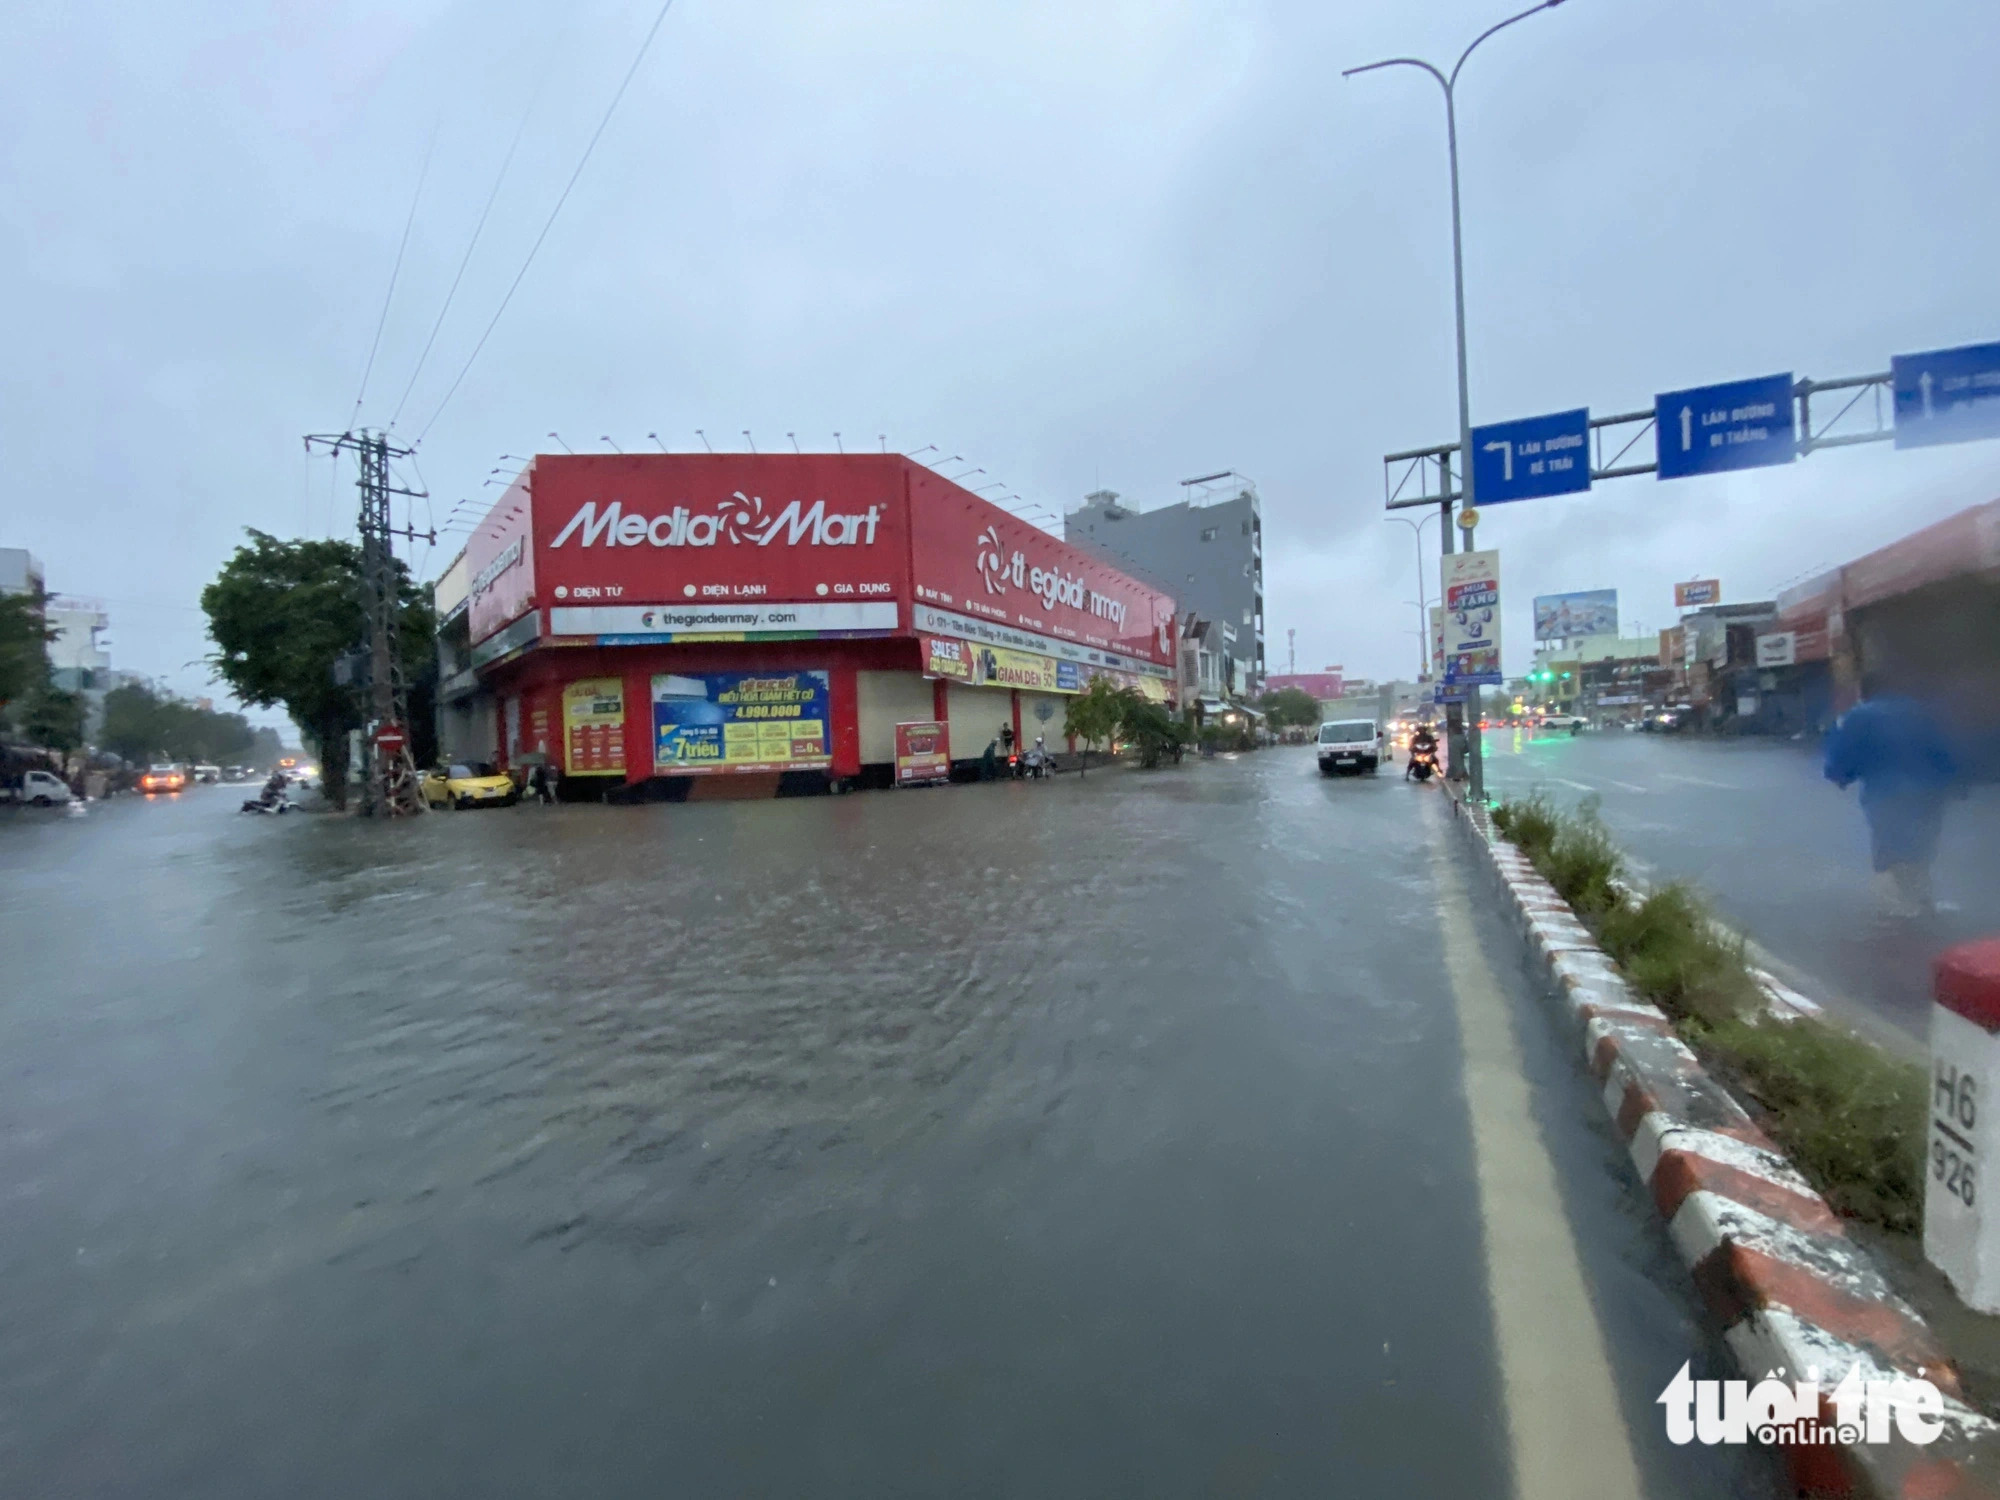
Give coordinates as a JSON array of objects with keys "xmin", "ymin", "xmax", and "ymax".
[{"xmin": 550, "ymin": 493, "xmax": 884, "ymax": 550}]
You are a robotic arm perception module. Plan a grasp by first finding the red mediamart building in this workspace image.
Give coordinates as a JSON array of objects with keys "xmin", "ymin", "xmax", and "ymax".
[{"xmin": 450, "ymin": 454, "xmax": 1178, "ymax": 796}]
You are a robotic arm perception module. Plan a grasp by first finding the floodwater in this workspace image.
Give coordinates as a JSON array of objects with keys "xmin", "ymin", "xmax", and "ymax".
[{"xmin": 0, "ymin": 756, "xmax": 1771, "ymax": 1497}]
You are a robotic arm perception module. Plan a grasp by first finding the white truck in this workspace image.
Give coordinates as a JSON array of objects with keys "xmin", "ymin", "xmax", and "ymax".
[{"xmin": 1, "ymin": 770, "xmax": 76, "ymax": 806}]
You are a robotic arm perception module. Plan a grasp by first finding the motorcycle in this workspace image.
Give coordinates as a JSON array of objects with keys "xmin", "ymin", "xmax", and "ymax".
[{"xmin": 1406, "ymin": 743, "xmax": 1439, "ymax": 783}]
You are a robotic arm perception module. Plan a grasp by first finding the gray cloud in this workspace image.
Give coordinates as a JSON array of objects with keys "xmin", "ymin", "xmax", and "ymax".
[{"xmin": 4, "ymin": 0, "xmax": 1996, "ymax": 715}]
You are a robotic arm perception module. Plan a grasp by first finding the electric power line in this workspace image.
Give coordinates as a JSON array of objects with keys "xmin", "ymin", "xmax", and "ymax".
[
  {"xmin": 351, "ymin": 123, "xmax": 441, "ymax": 427},
  {"xmin": 387, "ymin": 89, "xmax": 543, "ymax": 432},
  {"xmin": 415, "ymin": 0, "xmax": 680, "ymax": 445}
]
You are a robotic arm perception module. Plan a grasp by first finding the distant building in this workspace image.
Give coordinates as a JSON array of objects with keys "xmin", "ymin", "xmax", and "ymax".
[
  {"xmin": 0, "ymin": 548, "xmax": 45, "ymax": 598},
  {"xmin": 1066, "ymin": 476, "xmax": 1264, "ymax": 696},
  {"xmin": 1264, "ymin": 670, "xmax": 1344, "ymax": 701},
  {"xmin": 45, "ymin": 596, "xmax": 111, "ymax": 685}
]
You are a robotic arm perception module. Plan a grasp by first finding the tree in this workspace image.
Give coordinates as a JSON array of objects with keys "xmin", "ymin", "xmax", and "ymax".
[
  {"xmin": 100, "ymin": 682, "xmax": 163, "ymax": 762},
  {"xmin": 21, "ymin": 684, "xmax": 85, "ymax": 756},
  {"xmin": 1121, "ymin": 696, "xmax": 1188, "ymax": 769},
  {"xmin": 1258, "ymin": 686, "xmax": 1321, "ymax": 730},
  {"xmin": 0, "ymin": 585, "xmax": 55, "ymax": 720},
  {"xmin": 1063, "ymin": 676, "xmax": 1131, "ymax": 776},
  {"xmin": 200, "ymin": 531, "xmax": 433, "ymax": 808},
  {"xmin": 100, "ymin": 680, "xmax": 257, "ymax": 765}
]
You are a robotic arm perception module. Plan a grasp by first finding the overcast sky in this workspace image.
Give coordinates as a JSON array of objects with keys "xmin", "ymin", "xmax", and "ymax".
[{"xmin": 6, "ymin": 0, "xmax": 1997, "ymax": 722}]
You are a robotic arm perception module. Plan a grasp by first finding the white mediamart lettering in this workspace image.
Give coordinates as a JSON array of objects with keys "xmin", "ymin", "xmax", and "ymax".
[
  {"xmin": 549, "ymin": 493, "xmax": 882, "ymax": 550},
  {"xmin": 1657, "ymin": 1362, "xmax": 1944, "ymax": 1447}
]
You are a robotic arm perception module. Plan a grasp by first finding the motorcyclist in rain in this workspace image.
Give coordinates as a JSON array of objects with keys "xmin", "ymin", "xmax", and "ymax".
[
  {"xmin": 260, "ymin": 770, "xmax": 288, "ymax": 807},
  {"xmin": 1405, "ymin": 722, "xmax": 1440, "ymax": 780},
  {"xmin": 1822, "ymin": 674, "xmax": 1960, "ymax": 917}
]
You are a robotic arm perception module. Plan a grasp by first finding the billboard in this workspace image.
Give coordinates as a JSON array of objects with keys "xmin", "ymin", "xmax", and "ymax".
[
  {"xmin": 1440, "ymin": 550, "xmax": 1502, "ymax": 686},
  {"xmin": 562, "ymin": 677, "xmax": 626, "ymax": 775},
  {"xmin": 1674, "ymin": 579, "xmax": 1721, "ymax": 608},
  {"xmin": 906, "ymin": 467, "xmax": 1176, "ymax": 669},
  {"xmin": 1532, "ymin": 589, "xmax": 1619, "ymax": 641},
  {"xmin": 651, "ymin": 670, "xmax": 831, "ymax": 775}
]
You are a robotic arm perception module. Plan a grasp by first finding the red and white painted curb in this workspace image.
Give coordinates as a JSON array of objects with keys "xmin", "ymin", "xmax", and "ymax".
[{"xmin": 1450, "ymin": 794, "xmax": 2000, "ymax": 1498}]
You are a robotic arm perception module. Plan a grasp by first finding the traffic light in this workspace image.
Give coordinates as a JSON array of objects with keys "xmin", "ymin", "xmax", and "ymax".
[{"xmin": 1560, "ymin": 671, "xmax": 1572, "ymax": 680}]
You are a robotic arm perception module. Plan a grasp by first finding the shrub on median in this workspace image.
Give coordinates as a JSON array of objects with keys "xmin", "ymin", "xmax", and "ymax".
[
  {"xmin": 1701, "ymin": 1016, "xmax": 1926, "ymax": 1232},
  {"xmin": 1490, "ymin": 794, "xmax": 1926, "ymax": 1233},
  {"xmin": 1494, "ymin": 792, "xmax": 1621, "ymax": 917},
  {"xmin": 1597, "ymin": 883, "xmax": 1762, "ymax": 1030}
]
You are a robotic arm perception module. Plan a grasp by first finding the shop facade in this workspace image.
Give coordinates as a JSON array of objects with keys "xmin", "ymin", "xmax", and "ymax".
[{"xmin": 455, "ymin": 454, "xmax": 1177, "ymax": 794}]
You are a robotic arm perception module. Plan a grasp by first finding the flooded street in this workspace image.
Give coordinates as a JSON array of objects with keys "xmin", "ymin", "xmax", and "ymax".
[{"xmin": 2, "ymin": 754, "xmax": 1771, "ymax": 1497}]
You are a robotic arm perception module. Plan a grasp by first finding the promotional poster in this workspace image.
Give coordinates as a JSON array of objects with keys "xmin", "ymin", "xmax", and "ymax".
[
  {"xmin": 1440, "ymin": 550, "xmax": 1502, "ymax": 686},
  {"xmin": 1674, "ymin": 578, "xmax": 1722, "ymax": 608},
  {"xmin": 562, "ymin": 678, "xmax": 627, "ymax": 775},
  {"xmin": 651, "ymin": 670, "xmax": 831, "ymax": 775},
  {"xmin": 894, "ymin": 721, "xmax": 951, "ymax": 785}
]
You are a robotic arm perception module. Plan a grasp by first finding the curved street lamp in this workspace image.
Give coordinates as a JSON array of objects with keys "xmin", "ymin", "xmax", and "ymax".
[{"xmin": 1343, "ymin": 0, "xmax": 1571, "ymax": 802}]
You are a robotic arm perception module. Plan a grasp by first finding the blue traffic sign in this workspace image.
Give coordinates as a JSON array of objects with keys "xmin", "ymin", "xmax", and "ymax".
[
  {"xmin": 1655, "ymin": 372, "xmax": 1795, "ymax": 479},
  {"xmin": 1469, "ymin": 408, "xmax": 1590, "ymax": 503},
  {"xmin": 1893, "ymin": 341, "xmax": 2000, "ymax": 449}
]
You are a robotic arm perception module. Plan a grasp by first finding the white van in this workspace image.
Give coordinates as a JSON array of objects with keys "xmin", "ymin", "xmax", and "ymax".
[{"xmin": 1317, "ymin": 718, "xmax": 1384, "ymax": 776}]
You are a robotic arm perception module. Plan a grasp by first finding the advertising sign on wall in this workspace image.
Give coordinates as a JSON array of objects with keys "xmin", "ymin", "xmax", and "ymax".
[
  {"xmin": 1674, "ymin": 579, "xmax": 1722, "ymax": 608},
  {"xmin": 562, "ymin": 678, "xmax": 626, "ymax": 775},
  {"xmin": 1440, "ymin": 550, "xmax": 1502, "ymax": 686},
  {"xmin": 466, "ymin": 471, "xmax": 539, "ymax": 645},
  {"xmin": 894, "ymin": 721, "xmax": 951, "ymax": 786},
  {"xmin": 906, "ymin": 469, "xmax": 1176, "ymax": 668},
  {"xmin": 1532, "ymin": 589, "xmax": 1618, "ymax": 641},
  {"xmin": 1755, "ymin": 632, "xmax": 1798, "ymax": 668},
  {"xmin": 920, "ymin": 634, "xmax": 1090, "ymax": 694},
  {"xmin": 922, "ymin": 635, "xmax": 974, "ymax": 680},
  {"xmin": 651, "ymin": 670, "xmax": 831, "ymax": 775}
]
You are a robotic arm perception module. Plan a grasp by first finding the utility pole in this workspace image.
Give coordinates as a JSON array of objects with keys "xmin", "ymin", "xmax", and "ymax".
[
  {"xmin": 1288, "ymin": 628, "xmax": 1296, "ymax": 677},
  {"xmin": 303, "ymin": 428, "xmax": 434, "ymax": 816}
]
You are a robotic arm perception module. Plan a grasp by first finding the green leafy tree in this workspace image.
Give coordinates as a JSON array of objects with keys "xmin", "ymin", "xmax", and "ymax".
[
  {"xmin": 100, "ymin": 681, "xmax": 164, "ymax": 762},
  {"xmin": 200, "ymin": 531, "xmax": 433, "ymax": 808},
  {"xmin": 1063, "ymin": 676, "xmax": 1139, "ymax": 776},
  {"xmin": 22, "ymin": 684, "xmax": 85, "ymax": 756},
  {"xmin": 1119, "ymin": 696, "xmax": 1188, "ymax": 768},
  {"xmin": 1258, "ymin": 686, "xmax": 1321, "ymax": 730},
  {"xmin": 100, "ymin": 680, "xmax": 257, "ymax": 765},
  {"xmin": 0, "ymin": 585, "xmax": 55, "ymax": 719}
]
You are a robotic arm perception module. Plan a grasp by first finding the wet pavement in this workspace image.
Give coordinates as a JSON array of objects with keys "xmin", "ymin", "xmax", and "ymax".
[
  {"xmin": 1478, "ymin": 726, "xmax": 2000, "ymax": 1048},
  {"xmin": 1, "ymin": 755, "xmax": 1773, "ymax": 1497}
]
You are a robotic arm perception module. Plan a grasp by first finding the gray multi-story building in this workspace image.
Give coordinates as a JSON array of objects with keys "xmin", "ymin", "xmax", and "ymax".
[
  {"xmin": 1, "ymin": 547, "xmax": 45, "ymax": 598},
  {"xmin": 1064, "ymin": 475, "xmax": 1264, "ymax": 696}
]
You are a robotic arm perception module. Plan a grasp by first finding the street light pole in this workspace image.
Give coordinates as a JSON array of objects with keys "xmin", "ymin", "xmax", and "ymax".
[
  {"xmin": 1388, "ymin": 512, "xmax": 1435, "ymax": 678},
  {"xmin": 1344, "ymin": 0, "xmax": 1568, "ymax": 804}
]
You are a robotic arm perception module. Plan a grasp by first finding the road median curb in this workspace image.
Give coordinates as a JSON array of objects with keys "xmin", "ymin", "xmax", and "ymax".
[{"xmin": 1445, "ymin": 787, "xmax": 2000, "ymax": 1498}]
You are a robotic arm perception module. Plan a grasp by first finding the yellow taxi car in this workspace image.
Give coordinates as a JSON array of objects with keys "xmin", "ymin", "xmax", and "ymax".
[{"xmin": 421, "ymin": 762, "xmax": 518, "ymax": 810}]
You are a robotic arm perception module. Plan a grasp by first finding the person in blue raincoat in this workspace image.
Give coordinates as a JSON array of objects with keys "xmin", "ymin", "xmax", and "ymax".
[{"xmin": 1822, "ymin": 677, "xmax": 1960, "ymax": 916}]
